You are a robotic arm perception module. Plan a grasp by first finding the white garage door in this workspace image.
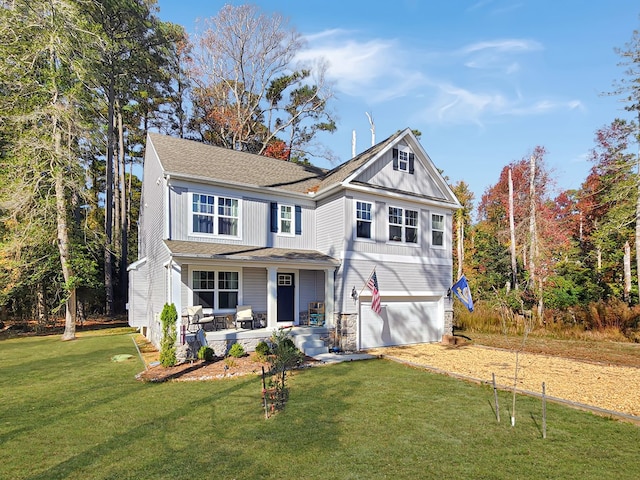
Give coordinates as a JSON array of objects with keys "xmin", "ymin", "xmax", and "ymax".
[{"xmin": 359, "ymin": 296, "xmax": 443, "ymax": 349}]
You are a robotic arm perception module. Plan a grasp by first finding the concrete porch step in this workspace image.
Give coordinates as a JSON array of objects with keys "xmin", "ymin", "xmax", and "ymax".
[
  {"xmin": 293, "ymin": 332, "xmax": 328, "ymax": 356},
  {"xmin": 303, "ymin": 346, "xmax": 329, "ymax": 357}
]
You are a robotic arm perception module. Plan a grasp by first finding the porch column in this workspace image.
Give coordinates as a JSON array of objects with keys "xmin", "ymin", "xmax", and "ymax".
[
  {"xmin": 266, "ymin": 266, "xmax": 278, "ymax": 329},
  {"xmin": 324, "ymin": 267, "xmax": 335, "ymax": 328}
]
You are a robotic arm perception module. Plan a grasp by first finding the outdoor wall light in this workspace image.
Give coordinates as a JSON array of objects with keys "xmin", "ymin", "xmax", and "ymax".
[{"xmin": 351, "ymin": 286, "xmax": 358, "ymax": 302}]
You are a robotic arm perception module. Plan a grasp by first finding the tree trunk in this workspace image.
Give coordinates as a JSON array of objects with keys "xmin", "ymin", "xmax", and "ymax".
[
  {"xmin": 104, "ymin": 75, "xmax": 115, "ymax": 316},
  {"xmin": 57, "ymin": 164, "xmax": 77, "ymax": 341},
  {"xmin": 528, "ymin": 155, "xmax": 537, "ymax": 285},
  {"xmin": 118, "ymin": 109, "xmax": 128, "ymax": 310},
  {"xmin": 624, "ymin": 241, "xmax": 632, "ymax": 303},
  {"xmin": 509, "ymin": 168, "xmax": 518, "ymax": 289}
]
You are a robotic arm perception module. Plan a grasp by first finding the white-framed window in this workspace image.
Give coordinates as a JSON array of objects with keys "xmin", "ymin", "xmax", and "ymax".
[
  {"xmin": 392, "ymin": 147, "xmax": 415, "ymax": 174},
  {"xmin": 270, "ymin": 202, "xmax": 301, "ymax": 235},
  {"xmin": 191, "ymin": 193, "xmax": 240, "ymax": 237},
  {"xmin": 356, "ymin": 201, "xmax": 373, "ymax": 239},
  {"xmin": 398, "ymin": 150, "xmax": 409, "ymax": 171},
  {"xmin": 192, "ymin": 270, "xmax": 239, "ymax": 310},
  {"xmin": 432, "ymin": 213, "xmax": 445, "ymax": 247},
  {"xmin": 388, "ymin": 207, "xmax": 418, "ymax": 243},
  {"xmin": 279, "ymin": 204, "xmax": 294, "ymax": 235},
  {"xmin": 278, "ymin": 273, "xmax": 293, "ymax": 286}
]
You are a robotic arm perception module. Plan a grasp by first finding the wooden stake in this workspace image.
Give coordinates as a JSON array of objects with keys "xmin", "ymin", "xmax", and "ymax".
[
  {"xmin": 492, "ymin": 373, "xmax": 500, "ymax": 423},
  {"xmin": 542, "ymin": 382, "xmax": 547, "ymax": 439},
  {"xmin": 261, "ymin": 366, "xmax": 269, "ymax": 419}
]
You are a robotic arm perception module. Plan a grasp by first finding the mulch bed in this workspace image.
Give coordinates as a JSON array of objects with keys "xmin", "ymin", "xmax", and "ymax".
[{"xmin": 136, "ymin": 355, "xmax": 271, "ymax": 382}]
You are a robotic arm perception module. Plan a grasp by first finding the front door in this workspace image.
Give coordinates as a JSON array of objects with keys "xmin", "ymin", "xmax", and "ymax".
[{"xmin": 277, "ymin": 273, "xmax": 295, "ymax": 322}]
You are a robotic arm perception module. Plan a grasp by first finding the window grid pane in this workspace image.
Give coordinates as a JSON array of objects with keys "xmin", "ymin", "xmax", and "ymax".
[
  {"xmin": 356, "ymin": 201, "xmax": 372, "ymax": 221},
  {"xmin": 280, "ymin": 205, "xmax": 292, "ymax": 233},
  {"xmin": 398, "ymin": 151, "xmax": 408, "ymax": 171},
  {"xmin": 356, "ymin": 201, "xmax": 372, "ymax": 239},
  {"xmin": 432, "ymin": 214, "xmax": 444, "ymax": 246}
]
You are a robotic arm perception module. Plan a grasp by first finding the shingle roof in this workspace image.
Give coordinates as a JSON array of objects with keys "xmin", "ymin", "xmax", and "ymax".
[
  {"xmin": 148, "ymin": 131, "xmax": 404, "ymax": 196},
  {"xmin": 165, "ymin": 240, "xmax": 340, "ymax": 266},
  {"xmin": 316, "ymin": 130, "xmax": 403, "ymax": 192},
  {"xmin": 148, "ymin": 133, "xmax": 326, "ymax": 194}
]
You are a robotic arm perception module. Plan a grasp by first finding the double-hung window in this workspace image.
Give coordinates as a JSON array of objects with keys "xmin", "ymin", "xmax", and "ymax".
[
  {"xmin": 392, "ymin": 148, "xmax": 415, "ymax": 174},
  {"xmin": 356, "ymin": 201, "xmax": 373, "ymax": 239},
  {"xmin": 270, "ymin": 203, "xmax": 301, "ymax": 235},
  {"xmin": 192, "ymin": 270, "xmax": 239, "ymax": 310},
  {"xmin": 431, "ymin": 214, "xmax": 444, "ymax": 247},
  {"xmin": 280, "ymin": 205, "xmax": 293, "ymax": 235},
  {"xmin": 192, "ymin": 194, "xmax": 239, "ymax": 237},
  {"xmin": 388, "ymin": 207, "xmax": 418, "ymax": 243}
]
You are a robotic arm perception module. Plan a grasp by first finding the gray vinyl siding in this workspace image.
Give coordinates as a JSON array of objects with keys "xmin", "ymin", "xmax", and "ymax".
[
  {"xmin": 355, "ymin": 141, "xmax": 447, "ymax": 199},
  {"xmin": 315, "ymin": 194, "xmax": 346, "ymax": 254},
  {"xmin": 335, "ymin": 258, "xmax": 452, "ymax": 314},
  {"xmin": 167, "ymin": 183, "xmax": 317, "ymax": 249},
  {"xmin": 135, "ymin": 141, "xmax": 170, "ymax": 332},
  {"xmin": 128, "ymin": 262, "xmax": 148, "ymax": 327},
  {"xmin": 242, "ymin": 267, "xmax": 267, "ymax": 312},
  {"xmin": 180, "ymin": 267, "xmax": 189, "ymax": 308},
  {"xmin": 299, "ymin": 270, "xmax": 325, "ymax": 312}
]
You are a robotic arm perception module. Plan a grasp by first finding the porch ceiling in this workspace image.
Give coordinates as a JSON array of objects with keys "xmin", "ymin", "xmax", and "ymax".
[{"xmin": 164, "ymin": 240, "xmax": 340, "ymax": 267}]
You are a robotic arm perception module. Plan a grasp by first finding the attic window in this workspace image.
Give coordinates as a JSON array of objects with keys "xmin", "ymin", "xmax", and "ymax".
[{"xmin": 392, "ymin": 148, "xmax": 415, "ymax": 174}]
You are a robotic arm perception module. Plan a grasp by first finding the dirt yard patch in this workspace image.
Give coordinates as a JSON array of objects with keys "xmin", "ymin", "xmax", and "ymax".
[{"xmin": 366, "ymin": 340, "xmax": 640, "ymax": 419}]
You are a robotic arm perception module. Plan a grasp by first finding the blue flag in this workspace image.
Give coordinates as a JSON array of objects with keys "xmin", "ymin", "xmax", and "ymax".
[{"xmin": 451, "ymin": 275, "xmax": 474, "ymax": 312}]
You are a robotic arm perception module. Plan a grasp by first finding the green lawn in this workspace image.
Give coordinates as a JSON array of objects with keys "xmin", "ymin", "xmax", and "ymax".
[{"xmin": 1, "ymin": 330, "xmax": 639, "ymax": 480}]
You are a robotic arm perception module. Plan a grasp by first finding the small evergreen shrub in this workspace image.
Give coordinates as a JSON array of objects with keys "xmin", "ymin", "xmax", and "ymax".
[
  {"xmin": 197, "ymin": 346, "xmax": 214, "ymax": 362},
  {"xmin": 159, "ymin": 303, "xmax": 177, "ymax": 367},
  {"xmin": 255, "ymin": 340, "xmax": 271, "ymax": 360},
  {"xmin": 228, "ymin": 342, "xmax": 245, "ymax": 358}
]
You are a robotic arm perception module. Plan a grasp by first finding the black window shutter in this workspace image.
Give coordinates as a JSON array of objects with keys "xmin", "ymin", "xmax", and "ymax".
[
  {"xmin": 409, "ymin": 153, "xmax": 415, "ymax": 174},
  {"xmin": 270, "ymin": 202, "xmax": 278, "ymax": 232},
  {"xmin": 392, "ymin": 148, "xmax": 399, "ymax": 170},
  {"xmin": 295, "ymin": 205, "xmax": 302, "ymax": 235}
]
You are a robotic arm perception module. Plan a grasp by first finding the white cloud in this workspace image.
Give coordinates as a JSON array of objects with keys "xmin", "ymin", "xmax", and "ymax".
[
  {"xmin": 298, "ymin": 29, "xmax": 581, "ymax": 127},
  {"xmin": 460, "ymin": 39, "xmax": 543, "ymax": 55},
  {"xmin": 296, "ymin": 29, "xmax": 422, "ymax": 101}
]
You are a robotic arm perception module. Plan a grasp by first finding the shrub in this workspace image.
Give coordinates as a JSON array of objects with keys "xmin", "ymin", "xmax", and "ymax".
[
  {"xmin": 269, "ymin": 328, "xmax": 304, "ymax": 386},
  {"xmin": 197, "ymin": 346, "xmax": 214, "ymax": 362},
  {"xmin": 228, "ymin": 342, "xmax": 245, "ymax": 358},
  {"xmin": 159, "ymin": 303, "xmax": 177, "ymax": 367},
  {"xmin": 254, "ymin": 340, "xmax": 271, "ymax": 361}
]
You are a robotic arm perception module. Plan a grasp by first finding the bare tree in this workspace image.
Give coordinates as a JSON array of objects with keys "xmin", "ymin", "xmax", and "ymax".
[
  {"xmin": 508, "ymin": 168, "xmax": 518, "ymax": 290},
  {"xmin": 189, "ymin": 4, "xmax": 336, "ymax": 160}
]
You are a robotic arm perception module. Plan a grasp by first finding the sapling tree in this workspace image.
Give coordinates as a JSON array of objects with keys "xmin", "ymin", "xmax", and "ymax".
[
  {"xmin": 268, "ymin": 328, "xmax": 304, "ymax": 390},
  {"xmin": 159, "ymin": 303, "xmax": 177, "ymax": 367}
]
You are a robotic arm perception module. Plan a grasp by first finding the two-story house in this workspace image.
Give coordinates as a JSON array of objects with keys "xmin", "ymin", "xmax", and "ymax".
[{"xmin": 128, "ymin": 128, "xmax": 461, "ymax": 356}]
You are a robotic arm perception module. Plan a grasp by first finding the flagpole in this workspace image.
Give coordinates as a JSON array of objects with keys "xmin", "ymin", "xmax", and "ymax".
[{"xmin": 358, "ymin": 266, "xmax": 377, "ymax": 298}]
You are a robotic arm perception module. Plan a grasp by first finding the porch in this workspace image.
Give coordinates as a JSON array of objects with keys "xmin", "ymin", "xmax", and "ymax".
[{"xmin": 195, "ymin": 325, "xmax": 333, "ymax": 358}]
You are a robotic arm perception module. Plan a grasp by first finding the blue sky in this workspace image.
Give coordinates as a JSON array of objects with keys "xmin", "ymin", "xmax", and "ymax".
[{"xmin": 156, "ymin": 0, "xmax": 639, "ymax": 203}]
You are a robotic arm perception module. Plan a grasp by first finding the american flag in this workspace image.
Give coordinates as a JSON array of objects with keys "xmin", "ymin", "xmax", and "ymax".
[{"xmin": 367, "ymin": 270, "xmax": 381, "ymax": 314}]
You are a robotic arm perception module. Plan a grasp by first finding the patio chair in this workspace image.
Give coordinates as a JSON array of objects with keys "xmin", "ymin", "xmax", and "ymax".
[
  {"xmin": 235, "ymin": 305, "xmax": 255, "ymax": 329},
  {"xmin": 184, "ymin": 306, "xmax": 214, "ymax": 333}
]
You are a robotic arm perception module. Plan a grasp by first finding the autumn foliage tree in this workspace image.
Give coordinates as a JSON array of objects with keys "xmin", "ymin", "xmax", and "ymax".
[{"xmin": 188, "ymin": 4, "xmax": 336, "ymax": 162}]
